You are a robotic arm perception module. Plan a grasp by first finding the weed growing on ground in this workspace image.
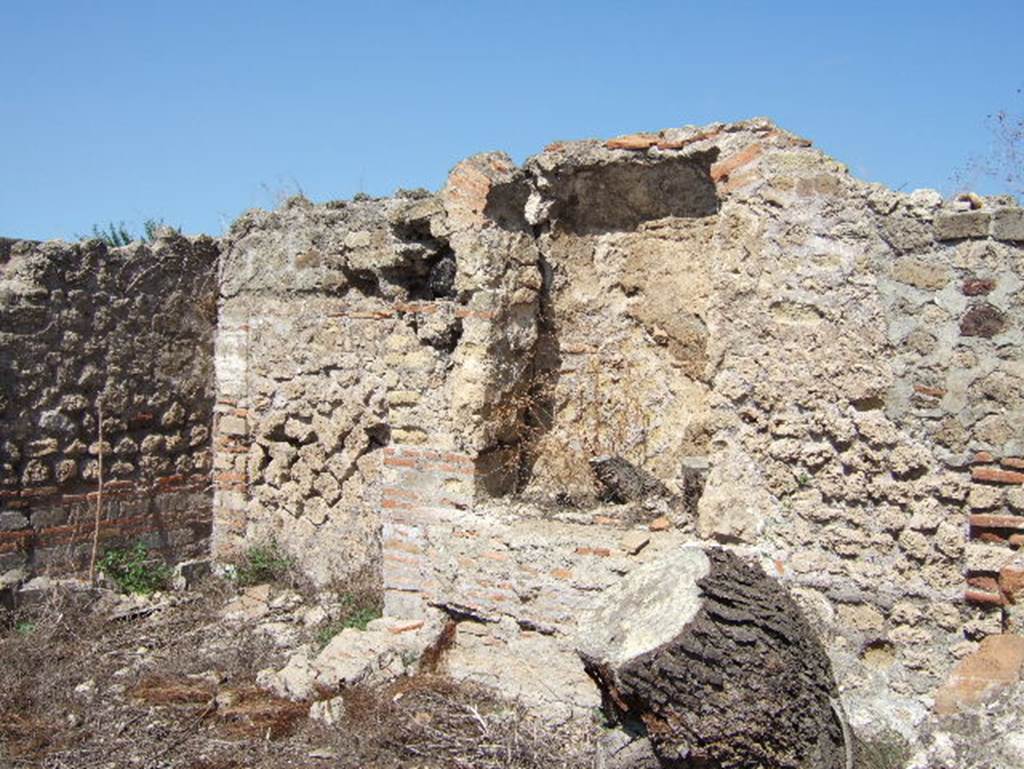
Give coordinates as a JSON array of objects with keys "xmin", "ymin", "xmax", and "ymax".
[
  {"xmin": 313, "ymin": 592, "xmax": 383, "ymax": 649},
  {"xmin": 98, "ymin": 542, "xmax": 171, "ymax": 595},
  {"xmin": 233, "ymin": 540, "xmax": 295, "ymax": 587},
  {"xmin": 14, "ymin": 620, "xmax": 35, "ymax": 635}
]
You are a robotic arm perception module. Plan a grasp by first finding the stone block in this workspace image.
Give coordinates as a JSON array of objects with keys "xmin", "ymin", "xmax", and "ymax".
[
  {"xmin": 992, "ymin": 208, "xmax": 1024, "ymax": 242},
  {"xmin": 973, "ymin": 467, "xmax": 1024, "ymax": 485},
  {"xmin": 0, "ymin": 511, "xmax": 29, "ymax": 530},
  {"xmin": 934, "ymin": 211, "xmax": 991, "ymax": 240},
  {"xmin": 966, "ymin": 542, "xmax": 1018, "ymax": 572},
  {"xmin": 30, "ymin": 506, "xmax": 69, "ymax": 529},
  {"xmin": 218, "ymin": 415, "xmax": 248, "ymax": 437}
]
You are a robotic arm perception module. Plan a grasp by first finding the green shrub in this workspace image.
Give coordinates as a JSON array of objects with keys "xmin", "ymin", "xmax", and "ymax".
[
  {"xmin": 14, "ymin": 620, "xmax": 35, "ymax": 636},
  {"xmin": 233, "ymin": 540, "xmax": 295, "ymax": 587},
  {"xmin": 98, "ymin": 543, "xmax": 171, "ymax": 595},
  {"xmin": 81, "ymin": 218, "xmax": 180, "ymax": 247},
  {"xmin": 313, "ymin": 592, "xmax": 383, "ymax": 649}
]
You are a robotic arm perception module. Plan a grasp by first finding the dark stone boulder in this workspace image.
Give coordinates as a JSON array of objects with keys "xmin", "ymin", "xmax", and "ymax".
[{"xmin": 578, "ymin": 546, "xmax": 848, "ymax": 769}]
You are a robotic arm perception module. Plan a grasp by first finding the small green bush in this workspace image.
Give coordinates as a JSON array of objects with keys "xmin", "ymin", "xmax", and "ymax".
[
  {"xmin": 81, "ymin": 218, "xmax": 180, "ymax": 247},
  {"xmin": 14, "ymin": 620, "xmax": 35, "ymax": 636},
  {"xmin": 313, "ymin": 592, "xmax": 383, "ymax": 649},
  {"xmin": 98, "ymin": 543, "xmax": 171, "ymax": 595},
  {"xmin": 233, "ymin": 540, "xmax": 295, "ymax": 587}
]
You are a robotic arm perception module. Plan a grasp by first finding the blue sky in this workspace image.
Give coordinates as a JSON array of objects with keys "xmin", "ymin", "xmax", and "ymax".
[{"xmin": 1, "ymin": 1, "xmax": 1021, "ymax": 241}]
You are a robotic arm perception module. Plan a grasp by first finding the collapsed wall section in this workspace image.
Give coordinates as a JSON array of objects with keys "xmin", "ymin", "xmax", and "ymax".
[{"xmin": 0, "ymin": 234, "xmax": 219, "ymax": 574}]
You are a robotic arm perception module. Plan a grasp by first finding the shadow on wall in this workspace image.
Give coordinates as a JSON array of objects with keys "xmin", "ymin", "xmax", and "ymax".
[{"xmin": 540, "ymin": 151, "xmax": 720, "ymax": 235}]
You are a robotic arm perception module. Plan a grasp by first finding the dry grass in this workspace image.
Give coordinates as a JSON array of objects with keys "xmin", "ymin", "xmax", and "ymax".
[
  {"xmin": 487, "ymin": 354, "xmax": 654, "ymax": 503},
  {"xmin": 0, "ymin": 579, "xmax": 592, "ymax": 769},
  {"xmin": 335, "ymin": 675, "xmax": 592, "ymax": 769}
]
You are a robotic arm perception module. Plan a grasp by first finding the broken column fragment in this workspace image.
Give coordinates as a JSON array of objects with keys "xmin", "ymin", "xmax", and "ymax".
[{"xmin": 578, "ymin": 545, "xmax": 846, "ymax": 769}]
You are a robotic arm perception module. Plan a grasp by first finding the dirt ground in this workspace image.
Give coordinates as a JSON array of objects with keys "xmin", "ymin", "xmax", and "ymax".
[{"xmin": 0, "ymin": 578, "xmax": 593, "ymax": 769}]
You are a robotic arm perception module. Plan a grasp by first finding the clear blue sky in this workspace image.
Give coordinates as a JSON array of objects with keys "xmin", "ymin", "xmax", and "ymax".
[{"xmin": 2, "ymin": 1, "xmax": 1021, "ymax": 241}]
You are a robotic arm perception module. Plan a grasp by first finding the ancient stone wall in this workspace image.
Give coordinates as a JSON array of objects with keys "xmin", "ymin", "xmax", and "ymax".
[
  {"xmin": 359, "ymin": 121, "xmax": 1024, "ymax": 735},
  {"xmin": 0, "ymin": 234, "xmax": 219, "ymax": 574},
  {"xmin": 3, "ymin": 117, "xmax": 1012, "ymax": 740}
]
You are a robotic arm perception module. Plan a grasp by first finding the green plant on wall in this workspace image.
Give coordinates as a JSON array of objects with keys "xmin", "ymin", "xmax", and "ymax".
[
  {"xmin": 232, "ymin": 540, "xmax": 295, "ymax": 587},
  {"xmin": 98, "ymin": 542, "xmax": 171, "ymax": 595},
  {"xmin": 81, "ymin": 218, "xmax": 180, "ymax": 247}
]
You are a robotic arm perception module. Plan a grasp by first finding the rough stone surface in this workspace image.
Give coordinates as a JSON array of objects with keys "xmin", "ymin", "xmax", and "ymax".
[
  {"xmin": 933, "ymin": 634, "xmax": 1024, "ymax": 715},
  {"xmin": 0, "ymin": 233, "xmax": 218, "ymax": 573},
  {"xmin": 5, "ymin": 116, "xmax": 1024, "ymax": 755}
]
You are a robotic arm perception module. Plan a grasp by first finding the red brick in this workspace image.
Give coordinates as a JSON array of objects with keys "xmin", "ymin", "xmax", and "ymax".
[
  {"xmin": 972, "ymin": 467, "xmax": 1024, "ymax": 485},
  {"xmin": 913, "ymin": 384, "xmax": 946, "ymax": 398},
  {"xmin": 973, "ymin": 451, "xmax": 996, "ymax": 464},
  {"xmin": 383, "ymin": 457, "xmax": 417, "ymax": 468},
  {"xmin": 965, "ymin": 589, "xmax": 1006, "ymax": 606},
  {"xmin": 21, "ymin": 486, "xmax": 59, "ymax": 498},
  {"xmin": 0, "ymin": 530, "xmax": 32, "ymax": 545},
  {"xmin": 1010, "ymin": 534, "xmax": 1024, "ymax": 547},
  {"xmin": 710, "ymin": 143, "xmax": 763, "ymax": 183},
  {"xmin": 575, "ymin": 546, "xmax": 611, "ymax": 557},
  {"xmin": 970, "ymin": 514, "xmax": 1024, "ymax": 530},
  {"xmin": 550, "ymin": 568, "xmax": 572, "ymax": 580},
  {"xmin": 214, "ymin": 472, "xmax": 245, "ymax": 483},
  {"xmin": 382, "ymin": 487, "xmax": 420, "ymax": 500},
  {"xmin": 381, "ymin": 498, "xmax": 414, "ymax": 510},
  {"xmin": 977, "ymin": 531, "xmax": 1009, "ymax": 543},
  {"xmin": 962, "ymin": 277, "xmax": 996, "ymax": 296},
  {"xmin": 437, "ymin": 463, "xmax": 473, "ymax": 476},
  {"xmin": 648, "ymin": 516, "xmax": 671, "ymax": 532},
  {"xmin": 387, "ymin": 620, "xmax": 425, "ymax": 635},
  {"xmin": 967, "ymin": 575, "xmax": 1001, "ymax": 593},
  {"xmin": 383, "ymin": 539, "xmax": 422, "ymax": 555},
  {"xmin": 605, "ymin": 133, "xmax": 659, "ymax": 151},
  {"xmin": 1003, "ymin": 458, "xmax": 1024, "ymax": 470}
]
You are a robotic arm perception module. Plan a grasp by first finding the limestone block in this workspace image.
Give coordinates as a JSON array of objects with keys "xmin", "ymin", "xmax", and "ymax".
[
  {"xmin": 935, "ymin": 211, "xmax": 991, "ymax": 241},
  {"xmin": 992, "ymin": 208, "xmax": 1024, "ymax": 242}
]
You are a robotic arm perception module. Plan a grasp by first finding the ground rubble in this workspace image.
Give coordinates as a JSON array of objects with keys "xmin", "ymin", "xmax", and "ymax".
[{"xmin": 0, "ymin": 570, "xmax": 593, "ymax": 769}]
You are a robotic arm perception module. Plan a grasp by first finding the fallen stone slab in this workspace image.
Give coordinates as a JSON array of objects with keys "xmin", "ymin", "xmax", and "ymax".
[
  {"xmin": 578, "ymin": 545, "xmax": 847, "ymax": 769},
  {"xmin": 258, "ymin": 615, "xmax": 444, "ymax": 701}
]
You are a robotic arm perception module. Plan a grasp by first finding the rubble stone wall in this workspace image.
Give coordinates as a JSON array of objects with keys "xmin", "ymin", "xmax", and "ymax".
[
  {"xmin": 0, "ymin": 235, "xmax": 219, "ymax": 574},
  {"xmin": 366, "ymin": 121, "xmax": 1024, "ymax": 734}
]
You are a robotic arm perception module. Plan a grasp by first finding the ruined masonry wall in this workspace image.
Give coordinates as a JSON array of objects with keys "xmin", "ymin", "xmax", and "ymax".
[
  {"xmin": 369, "ymin": 124, "xmax": 1024, "ymax": 732},
  {"xmin": 0, "ymin": 235, "xmax": 219, "ymax": 573}
]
